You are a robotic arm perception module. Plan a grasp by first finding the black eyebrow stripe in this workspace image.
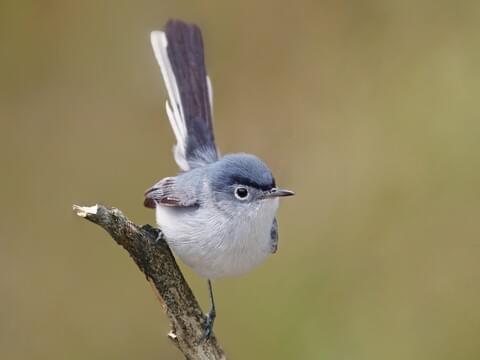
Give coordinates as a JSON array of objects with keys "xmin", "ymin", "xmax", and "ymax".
[{"xmin": 230, "ymin": 175, "xmax": 275, "ymax": 191}]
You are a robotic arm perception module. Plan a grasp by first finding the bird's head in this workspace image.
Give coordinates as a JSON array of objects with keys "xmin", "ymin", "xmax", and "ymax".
[{"xmin": 209, "ymin": 154, "xmax": 294, "ymax": 210}]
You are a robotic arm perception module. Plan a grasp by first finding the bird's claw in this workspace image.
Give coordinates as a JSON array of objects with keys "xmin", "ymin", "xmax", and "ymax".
[
  {"xmin": 154, "ymin": 229, "xmax": 165, "ymax": 243},
  {"xmin": 141, "ymin": 224, "xmax": 165, "ymax": 245},
  {"xmin": 143, "ymin": 225, "xmax": 165, "ymax": 245},
  {"xmin": 197, "ymin": 311, "xmax": 215, "ymax": 344}
]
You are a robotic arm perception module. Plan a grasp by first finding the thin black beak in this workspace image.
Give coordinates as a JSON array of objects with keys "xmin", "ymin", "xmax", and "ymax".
[{"xmin": 263, "ymin": 188, "xmax": 295, "ymax": 199}]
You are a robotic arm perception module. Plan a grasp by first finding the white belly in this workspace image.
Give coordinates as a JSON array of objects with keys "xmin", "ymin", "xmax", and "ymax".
[{"xmin": 155, "ymin": 198, "xmax": 279, "ymax": 278}]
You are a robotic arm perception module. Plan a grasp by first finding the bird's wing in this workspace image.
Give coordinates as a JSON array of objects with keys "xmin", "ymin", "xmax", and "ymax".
[
  {"xmin": 270, "ymin": 217, "xmax": 279, "ymax": 253},
  {"xmin": 144, "ymin": 177, "xmax": 199, "ymax": 208},
  {"xmin": 150, "ymin": 20, "xmax": 219, "ymax": 171}
]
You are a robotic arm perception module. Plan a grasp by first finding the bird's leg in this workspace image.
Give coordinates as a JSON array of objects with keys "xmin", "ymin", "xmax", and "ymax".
[{"xmin": 199, "ymin": 279, "xmax": 216, "ymax": 343}]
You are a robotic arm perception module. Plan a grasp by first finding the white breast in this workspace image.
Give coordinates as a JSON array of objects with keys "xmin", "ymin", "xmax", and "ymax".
[{"xmin": 155, "ymin": 197, "xmax": 279, "ymax": 278}]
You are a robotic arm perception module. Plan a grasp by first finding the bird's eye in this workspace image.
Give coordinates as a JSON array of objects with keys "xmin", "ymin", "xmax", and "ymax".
[{"xmin": 235, "ymin": 186, "xmax": 249, "ymax": 200}]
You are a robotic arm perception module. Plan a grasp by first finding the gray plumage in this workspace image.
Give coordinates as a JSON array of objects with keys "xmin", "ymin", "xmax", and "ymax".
[
  {"xmin": 146, "ymin": 19, "xmax": 294, "ymax": 341},
  {"xmin": 146, "ymin": 20, "xmax": 294, "ymax": 279}
]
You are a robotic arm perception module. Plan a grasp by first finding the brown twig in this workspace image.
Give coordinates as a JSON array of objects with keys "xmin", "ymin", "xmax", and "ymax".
[{"xmin": 73, "ymin": 204, "xmax": 226, "ymax": 360}]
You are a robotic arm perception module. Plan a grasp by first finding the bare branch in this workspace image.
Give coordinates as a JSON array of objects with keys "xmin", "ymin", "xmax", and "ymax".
[{"xmin": 73, "ymin": 204, "xmax": 226, "ymax": 360}]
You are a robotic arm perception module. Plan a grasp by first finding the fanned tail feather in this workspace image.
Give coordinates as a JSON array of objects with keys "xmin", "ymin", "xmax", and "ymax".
[{"xmin": 150, "ymin": 20, "xmax": 218, "ymax": 170}]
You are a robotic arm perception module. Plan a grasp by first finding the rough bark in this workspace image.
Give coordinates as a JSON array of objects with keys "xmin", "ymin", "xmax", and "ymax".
[{"xmin": 73, "ymin": 204, "xmax": 226, "ymax": 360}]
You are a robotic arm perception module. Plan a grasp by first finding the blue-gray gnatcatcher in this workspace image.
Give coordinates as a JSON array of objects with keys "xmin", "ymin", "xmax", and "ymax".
[{"xmin": 144, "ymin": 19, "xmax": 294, "ymax": 340}]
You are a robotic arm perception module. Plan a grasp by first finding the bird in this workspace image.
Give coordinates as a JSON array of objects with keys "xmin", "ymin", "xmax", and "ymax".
[{"xmin": 144, "ymin": 19, "xmax": 294, "ymax": 341}]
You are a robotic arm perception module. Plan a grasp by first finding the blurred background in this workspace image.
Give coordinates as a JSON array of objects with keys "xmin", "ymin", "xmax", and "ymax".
[{"xmin": 1, "ymin": 0, "xmax": 479, "ymax": 359}]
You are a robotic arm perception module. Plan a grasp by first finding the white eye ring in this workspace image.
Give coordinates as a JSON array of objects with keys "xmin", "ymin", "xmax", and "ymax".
[{"xmin": 234, "ymin": 186, "xmax": 249, "ymax": 200}]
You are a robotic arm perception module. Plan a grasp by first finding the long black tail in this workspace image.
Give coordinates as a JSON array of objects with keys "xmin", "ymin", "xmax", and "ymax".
[{"xmin": 164, "ymin": 20, "xmax": 218, "ymax": 168}]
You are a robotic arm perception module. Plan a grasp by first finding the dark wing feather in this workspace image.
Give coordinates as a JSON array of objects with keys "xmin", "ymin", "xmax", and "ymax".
[
  {"xmin": 144, "ymin": 177, "xmax": 198, "ymax": 208},
  {"xmin": 270, "ymin": 218, "xmax": 279, "ymax": 253}
]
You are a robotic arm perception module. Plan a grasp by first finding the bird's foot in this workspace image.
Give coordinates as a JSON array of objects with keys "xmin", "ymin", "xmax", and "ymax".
[
  {"xmin": 142, "ymin": 225, "xmax": 165, "ymax": 245},
  {"xmin": 154, "ymin": 229, "xmax": 165, "ymax": 243},
  {"xmin": 197, "ymin": 309, "xmax": 216, "ymax": 344}
]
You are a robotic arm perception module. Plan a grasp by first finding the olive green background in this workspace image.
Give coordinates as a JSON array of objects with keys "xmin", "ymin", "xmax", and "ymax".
[{"xmin": 1, "ymin": 1, "xmax": 479, "ymax": 359}]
